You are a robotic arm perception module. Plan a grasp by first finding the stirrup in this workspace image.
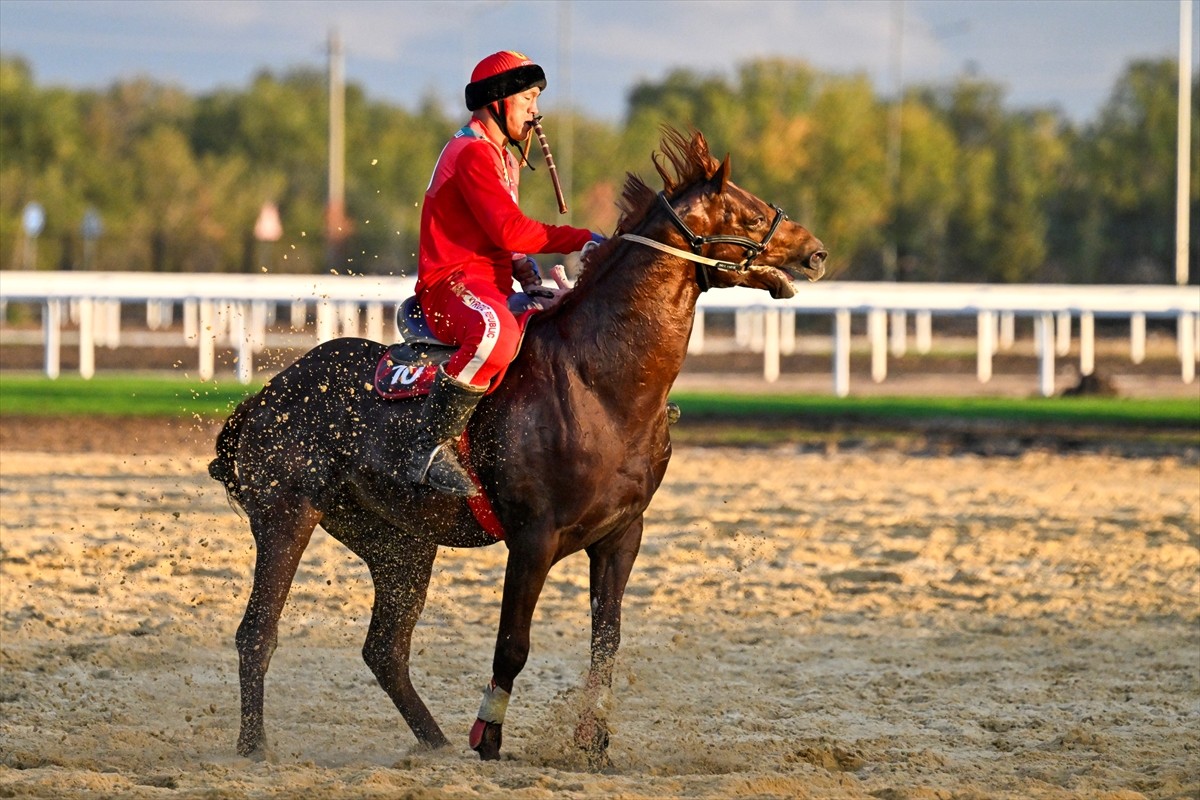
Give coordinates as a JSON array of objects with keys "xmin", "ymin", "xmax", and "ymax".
[{"xmin": 419, "ymin": 443, "xmax": 477, "ymax": 497}]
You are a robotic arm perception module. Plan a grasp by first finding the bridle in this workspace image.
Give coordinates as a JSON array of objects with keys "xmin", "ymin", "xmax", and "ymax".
[{"xmin": 621, "ymin": 191, "xmax": 788, "ymax": 291}]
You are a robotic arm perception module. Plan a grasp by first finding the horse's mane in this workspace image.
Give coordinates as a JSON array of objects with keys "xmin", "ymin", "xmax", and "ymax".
[
  {"xmin": 579, "ymin": 127, "xmax": 721, "ymax": 270},
  {"xmin": 617, "ymin": 127, "xmax": 721, "ymax": 233}
]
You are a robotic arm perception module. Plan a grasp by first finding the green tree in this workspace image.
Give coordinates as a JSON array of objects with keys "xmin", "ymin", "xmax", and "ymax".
[
  {"xmin": 1080, "ymin": 59, "xmax": 1197, "ymax": 283},
  {"xmin": 893, "ymin": 97, "xmax": 959, "ymax": 280}
]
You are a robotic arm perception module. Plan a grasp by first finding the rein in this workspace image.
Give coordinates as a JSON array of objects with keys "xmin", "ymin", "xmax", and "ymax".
[{"xmin": 620, "ymin": 191, "xmax": 788, "ymax": 292}]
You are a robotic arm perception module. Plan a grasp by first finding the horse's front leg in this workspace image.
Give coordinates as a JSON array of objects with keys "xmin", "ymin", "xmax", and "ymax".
[
  {"xmin": 469, "ymin": 539, "xmax": 556, "ymax": 761},
  {"xmin": 576, "ymin": 517, "xmax": 643, "ymax": 768}
]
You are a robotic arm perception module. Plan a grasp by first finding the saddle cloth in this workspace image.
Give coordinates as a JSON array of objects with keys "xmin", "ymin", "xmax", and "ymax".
[{"xmin": 372, "ymin": 342, "xmax": 451, "ymax": 400}]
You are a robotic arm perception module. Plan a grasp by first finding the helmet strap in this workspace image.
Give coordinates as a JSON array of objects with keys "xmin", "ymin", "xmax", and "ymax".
[{"xmin": 486, "ymin": 98, "xmax": 536, "ymax": 169}]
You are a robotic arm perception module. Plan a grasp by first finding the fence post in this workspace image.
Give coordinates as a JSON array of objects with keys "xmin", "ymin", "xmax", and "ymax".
[
  {"xmin": 1037, "ymin": 312, "xmax": 1055, "ymax": 396},
  {"xmin": 316, "ymin": 301, "xmax": 335, "ymax": 343},
  {"xmin": 235, "ymin": 302, "xmax": 253, "ymax": 384},
  {"xmin": 1181, "ymin": 312, "xmax": 1196, "ymax": 384},
  {"xmin": 198, "ymin": 301, "xmax": 215, "ymax": 381},
  {"xmin": 1130, "ymin": 313, "xmax": 1146, "ymax": 364},
  {"xmin": 43, "ymin": 299, "xmax": 60, "ymax": 379},
  {"xmin": 833, "ymin": 309, "xmax": 851, "ymax": 397},
  {"xmin": 290, "ymin": 300, "xmax": 308, "ymax": 330},
  {"xmin": 1055, "ymin": 311, "xmax": 1071, "ymax": 357},
  {"xmin": 999, "ymin": 312, "xmax": 1015, "ymax": 350},
  {"xmin": 339, "ymin": 302, "xmax": 359, "ymax": 337},
  {"xmin": 1080, "ymin": 311, "xmax": 1095, "ymax": 376},
  {"xmin": 763, "ymin": 308, "xmax": 780, "ymax": 383},
  {"xmin": 183, "ymin": 300, "xmax": 198, "ymax": 341},
  {"xmin": 78, "ymin": 299, "xmax": 95, "ymax": 379},
  {"xmin": 977, "ymin": 310, "xmax": 995, "ymax": 383},
  {"xmin": 869, "ymin": 308, "xmax": 887, "ymax": 383},
  {"xmin": 915, "ymin": 311, "xmax": 932, "ymax": 354}
]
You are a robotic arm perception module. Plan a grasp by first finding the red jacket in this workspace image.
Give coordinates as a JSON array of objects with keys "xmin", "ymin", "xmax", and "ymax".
[{"xmin": 416, "ymin": 119, "xmax": 591, "ymax": 297}]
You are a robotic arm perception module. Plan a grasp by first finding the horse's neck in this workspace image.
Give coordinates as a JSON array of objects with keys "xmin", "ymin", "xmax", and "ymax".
[{"xmin": 542, "ymin": 243, "xmax": 699, "ymax": 400}]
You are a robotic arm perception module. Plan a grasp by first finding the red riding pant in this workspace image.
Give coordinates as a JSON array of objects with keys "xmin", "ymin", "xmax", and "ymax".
[{"xmin": 419, "ymin": 274, "xmax": 520, "ymax": 389}]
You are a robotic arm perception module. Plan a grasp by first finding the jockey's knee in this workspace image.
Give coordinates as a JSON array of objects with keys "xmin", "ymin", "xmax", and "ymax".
[{"xmin": 489, "ymin": 325, "xmax": 521, "ymax": 366}]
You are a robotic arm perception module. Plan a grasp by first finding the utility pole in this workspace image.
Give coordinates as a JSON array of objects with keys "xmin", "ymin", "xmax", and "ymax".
[
  {"xmin": 1175, "ymin": 0, "xmax": 1193, "ymax": 285},
  {"xmin": 326, "ymin": 28, "xmax": 348, "ymax": 270},
  {"xmin": 882, "ymin": 0, "xmax": 904, "ymax": 282},
  {"xmin": 557, "ymin": 0, "xmax": 574, "ymax": 225}
]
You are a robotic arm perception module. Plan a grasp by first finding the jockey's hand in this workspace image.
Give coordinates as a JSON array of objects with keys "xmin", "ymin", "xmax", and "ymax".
[
  {"xmin": 580, "ymin": 233, "xmax": 606, "ymax": 259},
  {"xmin": 508, "ymin": 287, "xmax": 567, "ymax": 314},
  {"xmin": 512, "ymin": 253, "xmax": 542, "ymax": 292}
]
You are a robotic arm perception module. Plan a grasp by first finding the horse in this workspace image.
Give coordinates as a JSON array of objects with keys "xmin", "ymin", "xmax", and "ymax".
[{"xmin": 208, "ymin": 127, "xmax": 827, "ymax": 765}]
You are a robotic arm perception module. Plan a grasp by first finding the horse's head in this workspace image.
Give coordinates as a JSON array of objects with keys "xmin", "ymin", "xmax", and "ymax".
[{"xmin": 633, "ymin": 129, "xmax": 827, "ymax": 299}]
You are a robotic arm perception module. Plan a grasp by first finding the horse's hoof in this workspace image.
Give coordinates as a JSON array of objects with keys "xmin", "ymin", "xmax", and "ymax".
[
  {"xmin": 586, "ymin": 749, "xmax": 613, "ymax": 772},
  {"xmin": 236, "ymin": 734, "xmax": 267, "ymax": 761},
  {"xmin": 418, "ymin": 732, "xmax": 451, "ymax": 751},
  {"xmin": 574, "ymin": 716, "xmax": 611, "ymax": 770},
  {"xmin": 469, "ymin": 718, "xmax": 502, "ymax": 761}
]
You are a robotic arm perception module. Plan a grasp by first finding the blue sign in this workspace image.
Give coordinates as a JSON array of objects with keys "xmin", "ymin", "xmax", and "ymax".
[{"xmin": 22, "ymin": 202, "xmax": 44, "ymax": 237}]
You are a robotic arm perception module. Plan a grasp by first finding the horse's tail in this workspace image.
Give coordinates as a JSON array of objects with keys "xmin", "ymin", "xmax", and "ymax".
[{"xmin": 208, "ymin": 392, "xmax": 258, "ymax": 509}]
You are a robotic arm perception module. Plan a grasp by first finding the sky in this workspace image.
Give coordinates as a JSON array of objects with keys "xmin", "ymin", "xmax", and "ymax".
[{"xmin": 0, "ymin": 0, "xmax": 1193, "ymax": 125}]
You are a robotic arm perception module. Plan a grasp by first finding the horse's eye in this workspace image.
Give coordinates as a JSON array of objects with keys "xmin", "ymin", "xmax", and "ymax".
[{"xmin": 748, "ymin": 216, "xmax": 766, "ymax": 230}]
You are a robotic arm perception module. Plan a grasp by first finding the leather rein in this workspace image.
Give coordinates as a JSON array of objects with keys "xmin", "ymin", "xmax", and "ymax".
[{"xmin": 620, "ymin": 191, "xmax": 788, "ymax": 292}]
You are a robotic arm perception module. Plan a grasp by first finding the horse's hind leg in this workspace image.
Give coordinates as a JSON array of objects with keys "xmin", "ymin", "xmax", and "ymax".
[
  {"xmin": 355, "ymin": 532, "xmax": 448, "ymax": 749},
  {"xmin": 235, "ymin": 496, "xmax": 321, "ymax": 758}
]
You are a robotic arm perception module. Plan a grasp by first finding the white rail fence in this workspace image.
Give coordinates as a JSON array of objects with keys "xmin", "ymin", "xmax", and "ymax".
[{"xmin": 0, "ymin": 271, "xmax": 1196, "ymax": 396}]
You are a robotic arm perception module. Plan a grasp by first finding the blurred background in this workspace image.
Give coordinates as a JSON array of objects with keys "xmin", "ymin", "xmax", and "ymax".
[{"xmin": 0, "ymin": 0, "xmax": 1195, "ymax": 284}]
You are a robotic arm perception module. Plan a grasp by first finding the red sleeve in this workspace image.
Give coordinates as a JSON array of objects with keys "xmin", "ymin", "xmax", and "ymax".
[{"xmin": 456, "ymin": 141, "xmax": 592, "ymax": 255}]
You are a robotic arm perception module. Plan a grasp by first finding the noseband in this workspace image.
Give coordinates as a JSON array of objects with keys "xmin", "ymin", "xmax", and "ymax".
[{"xmin": 620, "ymin": 191, "xmax": 788, "ymax": 291}]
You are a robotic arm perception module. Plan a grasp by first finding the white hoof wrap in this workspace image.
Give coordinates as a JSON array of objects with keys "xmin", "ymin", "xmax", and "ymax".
[{"xmin": 477, "ymin": 680, "xmax": 511, "ymax": 724}]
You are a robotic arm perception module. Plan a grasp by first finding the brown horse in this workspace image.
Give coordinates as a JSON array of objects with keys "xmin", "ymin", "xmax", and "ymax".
[{"xmin": 209, "ymin": 128, "xmax": 826, "ymax": 764}]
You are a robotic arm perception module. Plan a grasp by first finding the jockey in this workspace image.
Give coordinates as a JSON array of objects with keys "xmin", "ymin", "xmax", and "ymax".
[{"xmin": 408, "ymin": 50, "xmax": 602, "ymax": 497}]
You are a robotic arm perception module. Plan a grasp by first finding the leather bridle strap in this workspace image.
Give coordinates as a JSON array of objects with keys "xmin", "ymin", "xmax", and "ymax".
[
  {"xmin": 655, "ymin": 191, "xmax": 787, "ymax": 267},
  {"xmin": 620, "ymin": 191, "xmax": 788, "ymax": 291},
  {"xmin": 619, "ymin": 233, "xmax": 753, "ymax": 273}
]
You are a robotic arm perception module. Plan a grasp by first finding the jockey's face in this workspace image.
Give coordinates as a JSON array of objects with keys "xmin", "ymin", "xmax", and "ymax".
[{"xmin": 505, "ymin": 86, "xmax": 540, "ymax": 142}]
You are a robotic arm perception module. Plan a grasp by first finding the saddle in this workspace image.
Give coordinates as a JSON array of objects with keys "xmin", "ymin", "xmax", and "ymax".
[
  {"xmin": 374, "ymin": 296, "xmax": 537, "ymax": 400},
  {"xmin": 372, "ymin": 298, "xmax": 457, "ymax": 400}
]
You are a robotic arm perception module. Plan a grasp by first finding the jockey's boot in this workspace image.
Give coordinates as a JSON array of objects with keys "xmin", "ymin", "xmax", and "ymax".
[{"xmin": 405, "ymin": 365, "xmax": 486, "ymax": 497}]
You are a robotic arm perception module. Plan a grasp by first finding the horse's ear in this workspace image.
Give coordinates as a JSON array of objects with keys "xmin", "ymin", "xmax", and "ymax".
[
  {"xmin": 653, "ymin": 152, "xmax": 676, "ymax": 193},
  {"xmin": 714, "ymin": 153, "xmax": 731, "ymax": 192}
]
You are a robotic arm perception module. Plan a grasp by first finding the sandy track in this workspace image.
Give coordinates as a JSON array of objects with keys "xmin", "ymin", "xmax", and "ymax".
[{"xmin": 0, "ymin": 433, "xmax": 1196, "ymax": 799}]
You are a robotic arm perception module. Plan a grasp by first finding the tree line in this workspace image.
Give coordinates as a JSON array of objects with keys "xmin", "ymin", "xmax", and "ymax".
[{"xmin": 1, "ymin": 54, "xmax": 1195, "ymax": 283}]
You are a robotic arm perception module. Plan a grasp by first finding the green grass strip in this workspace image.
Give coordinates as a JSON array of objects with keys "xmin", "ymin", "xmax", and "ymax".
[
  {"xmin": 668, "ymin": 391, "xmax": 1200, "ymax": 428},
  {"xmin": 0, "ymin": 373, "xmax": 1196, "ymax": 428},
  {"xmin": 0, "ymin": 373, "xmax": 265, "ymax": 418}
]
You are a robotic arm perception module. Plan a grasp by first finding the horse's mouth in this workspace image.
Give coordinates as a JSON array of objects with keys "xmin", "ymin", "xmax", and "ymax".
[{"xmin": 765, "ymin": 251, "xmax": 826, "ymax": 297}]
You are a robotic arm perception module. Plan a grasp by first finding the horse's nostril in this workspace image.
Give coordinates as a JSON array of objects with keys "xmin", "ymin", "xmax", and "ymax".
[{"xmin": 810, "ymin": 250, "xmax": 828, "ymax": 266}]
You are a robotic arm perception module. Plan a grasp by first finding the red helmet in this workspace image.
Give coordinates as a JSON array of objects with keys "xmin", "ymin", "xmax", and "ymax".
[{"xmin": 465, "ymin": 50, "xmax": 546, "ymax": 111}]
